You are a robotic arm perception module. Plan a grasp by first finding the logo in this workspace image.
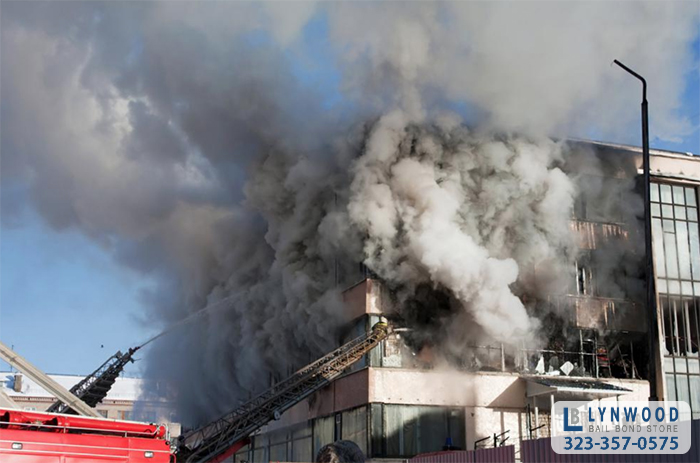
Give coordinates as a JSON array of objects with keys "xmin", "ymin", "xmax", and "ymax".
[
  {"xmin": 551, "ymin": 401, "xmax": 691, "ymax": 454},
  {"xmin": 563, "ymin": 407, "xmax": 583, "ymax": 432}
]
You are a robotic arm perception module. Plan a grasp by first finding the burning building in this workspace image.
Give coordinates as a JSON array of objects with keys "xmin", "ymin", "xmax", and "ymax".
[
  {"xmin": 3, "ymin": 2, "xmax": 699, "ymax": 463},
  {"xmin": 223, "ymin": 139, "xmax": 699, "ymax": 463}
]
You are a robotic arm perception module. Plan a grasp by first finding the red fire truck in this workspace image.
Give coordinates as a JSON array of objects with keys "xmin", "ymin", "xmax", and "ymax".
[
  {"xmin": 0, "ymin": 320, "xmax": 389, "ymax": 462},
  {"xmin": 0, "ymin": 408, "xmax": 172, "ymax": 462}
]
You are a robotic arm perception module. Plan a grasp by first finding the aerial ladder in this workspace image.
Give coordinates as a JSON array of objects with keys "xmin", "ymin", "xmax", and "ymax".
[
  {"xmin": 1, "ymin": 321, "xmax": 390, "ymax": 462},
  {"xmin": 176, "ymin": 319, "xmax": 390, "ymax": 463},
  {"xmin": 46, "ymin": 347, "xmax": 140, "ymax": 414}
]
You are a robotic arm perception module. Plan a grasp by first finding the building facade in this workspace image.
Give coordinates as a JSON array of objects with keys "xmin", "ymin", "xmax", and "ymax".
[
  {"xmin": 224, "ymin": 141, "xmax": 699, "ymax": 462},
  {"xmin": 231, "ymin": 279, "xmax": 650, "ymax": 463},
  {"xmin": 5, "ymin": 141, "xmax": 697, "ymax": 463}
]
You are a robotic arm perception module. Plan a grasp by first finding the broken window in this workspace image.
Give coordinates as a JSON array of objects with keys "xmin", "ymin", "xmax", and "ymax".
[
  {"xmin": 573, "ymin": 174, "xmax": 627, "ymax": 223},
  {"xmin": 575, "ymin": 253, "xmax": 594, "ymax": 296}
]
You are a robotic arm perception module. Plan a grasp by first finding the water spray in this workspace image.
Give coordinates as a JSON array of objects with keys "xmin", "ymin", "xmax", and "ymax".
[{"xmin": 138, "ymin": 294, "xmax": 239, "ymax": 349}]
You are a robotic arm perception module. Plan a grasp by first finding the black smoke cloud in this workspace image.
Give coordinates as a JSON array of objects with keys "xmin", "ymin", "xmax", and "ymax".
[{"xmin": 2, "ymin": 1, "xmax": 697, "ymax": 424}]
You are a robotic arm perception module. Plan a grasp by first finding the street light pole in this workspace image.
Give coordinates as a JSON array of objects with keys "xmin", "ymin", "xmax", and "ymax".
[{"xmin": 613, "ymin": 59, "xmax": 659, "ymax": 401}]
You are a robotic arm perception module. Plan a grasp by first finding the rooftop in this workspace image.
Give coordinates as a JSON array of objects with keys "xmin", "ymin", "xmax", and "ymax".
[{"xmin": 569, "ymin": 137, "xmax": 698, "ymax": 159}]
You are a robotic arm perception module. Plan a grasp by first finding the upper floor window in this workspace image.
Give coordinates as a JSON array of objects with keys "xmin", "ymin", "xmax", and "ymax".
[
  {"xmin": 575, "ymin": 253, "xmax": 594, "ymax": 296},
  {"xmin": 573, "ymin": 174, "xmax": 627, "ymax": 224},
  {"xmin": 651, "ymin": 182, "xmax": 700, "ymax": 289}
]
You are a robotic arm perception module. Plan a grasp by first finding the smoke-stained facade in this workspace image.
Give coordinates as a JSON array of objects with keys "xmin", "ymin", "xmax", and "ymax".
[{"xmin": 219, "ymin": 142, "xmax": 698, "ymax": 463}]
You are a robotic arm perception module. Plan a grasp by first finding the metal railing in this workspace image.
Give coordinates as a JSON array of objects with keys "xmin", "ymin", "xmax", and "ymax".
[{"xmin": 474, "ymin": 430, "xmax": 510, "ymax": 450}]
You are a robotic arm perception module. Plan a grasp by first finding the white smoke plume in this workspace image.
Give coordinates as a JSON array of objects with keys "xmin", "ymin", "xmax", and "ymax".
[
  {"xmin": 1, "ymin": 1, "xmax": 698, "ymax": 423},
  {"xmin": 346, "ymin": 111, "xmax": 577, "ymax": 348}
]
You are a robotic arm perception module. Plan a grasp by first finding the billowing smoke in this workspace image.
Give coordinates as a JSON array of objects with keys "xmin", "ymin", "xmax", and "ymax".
[
  {"xmin": 346, "ymin": 111, "xmax": 577, "ymax": 348},
  {"xmin": 2, "ymin": 1, "xmax": 697, "ymax": 424}
]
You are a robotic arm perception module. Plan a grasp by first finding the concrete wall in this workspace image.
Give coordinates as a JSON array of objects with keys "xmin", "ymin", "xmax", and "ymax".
[
  {"xmin": 342, "ymin": 279, "xmax": 385, "ymax": 321},
  {"xmin": 369, "ymin": 369, "xmax": 524, "ymax": 408},
  {"xmin": 649, "ymin": 152, "xmax": 700, "ymax": 179}
]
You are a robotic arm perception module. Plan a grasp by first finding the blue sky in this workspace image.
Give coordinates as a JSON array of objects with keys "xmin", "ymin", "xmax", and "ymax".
[
  {"xmin": 0, "ymin": 210, "xmax": 156, "ymax": 376},
  {"xmin": 1, "ymin": 5, "xmax": 699, "ymax": 379},
  {"xmin": 653, "ymin": 32, "xmax": 700, "ymax": 155}
]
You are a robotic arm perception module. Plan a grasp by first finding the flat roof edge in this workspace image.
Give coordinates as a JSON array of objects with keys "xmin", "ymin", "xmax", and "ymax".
[{"xmin": 567, "ymin": 137, "xmax": 698, "ymax": 159}]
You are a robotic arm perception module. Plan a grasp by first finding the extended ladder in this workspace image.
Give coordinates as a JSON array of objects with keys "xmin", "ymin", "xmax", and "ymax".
[
  {"xmin": 177, "ymin": 320, "xmax": 389, "ymax": 463},
  {"xmin": 46, "ymin": 347, "xmax": 139, "ymax": 415}
]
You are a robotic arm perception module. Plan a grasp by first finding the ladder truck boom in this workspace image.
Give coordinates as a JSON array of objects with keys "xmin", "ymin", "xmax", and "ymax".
[
  {"xmin": 177, "ymin": 319, "xmax": 390, "ymax": 463},
  {"xmin": 46, "ymin": 347, "xmax": 140, "ymax": 414}
]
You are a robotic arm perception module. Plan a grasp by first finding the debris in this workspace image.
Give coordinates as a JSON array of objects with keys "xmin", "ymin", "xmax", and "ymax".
[
  {"xmin": 535, "ymin": 356, "xmax": 545, "ymax": 375},
  {"xmin": 560, "ymin": 361, "xmax": 574, "ymax": 376}
]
